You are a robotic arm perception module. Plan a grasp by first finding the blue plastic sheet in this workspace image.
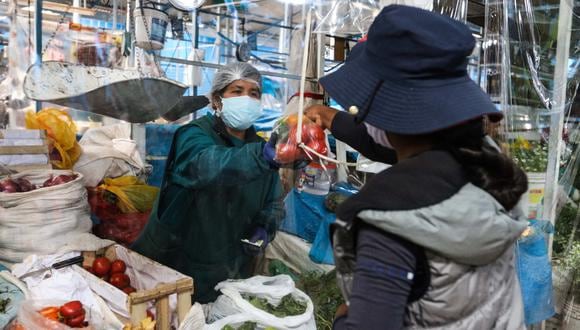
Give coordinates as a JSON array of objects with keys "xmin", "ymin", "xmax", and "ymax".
[
  {"xmin": 280, "ymin": 189, "xmax": 336, "ymax": 265},
  {"xmin": 309, "ymin": 215, "xmax": 335, "ymax": 264},
  {"xmin": 280, "ymin": 189, "xmax": 329, "ymax": 243},
  {"xmin": 145, "ymin": 124, "xmax": 180, "ymax": 187},
  {"xmin": 516, "ymin": 219, "xmax": 556, "ymax": 325}
]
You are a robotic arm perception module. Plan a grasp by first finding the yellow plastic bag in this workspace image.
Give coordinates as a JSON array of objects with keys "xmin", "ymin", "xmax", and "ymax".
[
  {"xmin": 99, "ymin": 176, "xmax": 160, "ymax": 214},
  {"xmin": 25, "ymin": 108, "xmax": 81, "ymax": 169}
]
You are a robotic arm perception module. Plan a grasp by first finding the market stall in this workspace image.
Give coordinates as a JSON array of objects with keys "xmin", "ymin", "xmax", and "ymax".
[{"xmin": 0, "ymin": 0, "xmax": 577, "ymax": 329}]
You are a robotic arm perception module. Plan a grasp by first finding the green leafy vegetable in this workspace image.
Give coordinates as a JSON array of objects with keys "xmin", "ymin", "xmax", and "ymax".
[
  {"xmin": 297, "ymin": 271, "xmax": 343, "ymax": 330},
  {"xmin": 0, "ymin": 297, "xmax": 11, "ymax": 314},
  {"xmin": 220, "ymin": 322, "xmax": 258, "ymax": 330},
  {"xmin": 243, "ymin": 294, "xmax": 307, "ymax": 318}
]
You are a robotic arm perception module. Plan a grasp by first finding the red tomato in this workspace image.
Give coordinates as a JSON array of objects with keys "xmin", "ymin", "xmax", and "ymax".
[
  {"xmin": 276, "ymin": 143, "xmax": 298, "ymax": 164},
  {"xmin": 306, "ymin": 139, "xmax": 328, "ymax": 156},
  {"xmin": 110, "ymin": 273, "xmax": 130, "ymax": 289},
  {"xmin": 92, "ymin": 257, "xmax": 111, "ymax": 276},
  {"xmin": 302, "ymin": 124, "xmax": 325, "ymax": 143},
  {"xmin": 286, "ymin": 125, "xmax": 298, "ymax": 144},
  {"xmin": 110, "ymin": 260, "xmax": 127, "ymax": 274},
  {"xmin": 83, "ymin": 266, "xmax": 93, "ymax": 274},
  {"xmin": 122, "ymin": 286, "xmax": 137, "ymax": 294},
  {"xmin": 65, "ymin": 309, "xmax": 86, "ymax": 328},
  {"xmin": 59, "ymin": 301, "xmax": 83, "ymax": 318}
]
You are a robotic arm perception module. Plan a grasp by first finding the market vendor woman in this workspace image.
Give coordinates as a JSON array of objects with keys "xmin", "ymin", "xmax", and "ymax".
[{"xmin": 133, "ymin": 63, "xmax": 284, "ymax": 303}]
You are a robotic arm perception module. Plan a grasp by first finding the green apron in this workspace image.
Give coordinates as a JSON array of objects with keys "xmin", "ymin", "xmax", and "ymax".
[{"xmin": 132, "ymin": 115, "xmax": 283, "ymax": 303}]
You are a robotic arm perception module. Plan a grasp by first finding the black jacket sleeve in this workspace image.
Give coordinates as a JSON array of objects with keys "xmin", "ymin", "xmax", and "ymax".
[
  {"xmin": 330, "ymin": 111, "xmax": 397, "ymax": 164},
  {"xmin": 333, "ymin": 224, "xmax": 426, "ymax": 330}
]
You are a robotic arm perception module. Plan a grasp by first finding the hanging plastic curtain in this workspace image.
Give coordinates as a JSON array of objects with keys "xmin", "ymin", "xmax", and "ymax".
[
  {"xmin": 481, "ymin": 0, "xmax": 580, "ymax": 214},
  {"xmin": 480, "ymin": 0, "xmax": 579, "ymax": 324},
  {"xmin": 313, "ymin": 0, "xmax": 382, "ymax": 37}
]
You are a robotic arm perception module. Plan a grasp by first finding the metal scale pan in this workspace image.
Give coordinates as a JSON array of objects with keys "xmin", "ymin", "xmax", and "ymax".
[{"xmin": 23, "ymin": 61, "xmax": 188, "ymax": 123}]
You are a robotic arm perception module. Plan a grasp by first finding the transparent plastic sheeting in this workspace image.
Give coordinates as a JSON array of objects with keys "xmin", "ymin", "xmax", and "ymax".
[
  {"xmin": 312, "ymin": 0, "xmax": 466, "ymax": 37},
  {"xmin": 480, "ymin": 0, "xmax": 579, "ymax": 218},
  {"xmin": 5, "ymin": 0, "xmax": 190, "ymax": 125}
]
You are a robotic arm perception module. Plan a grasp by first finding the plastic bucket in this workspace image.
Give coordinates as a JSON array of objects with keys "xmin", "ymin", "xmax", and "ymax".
[
  {"xmin": 524, "ymin": 172, "xmax": 546, "ymax": 219},
  {"xmin": 134, "ymin": 6, "xmax": 168, "ymax": 50}
]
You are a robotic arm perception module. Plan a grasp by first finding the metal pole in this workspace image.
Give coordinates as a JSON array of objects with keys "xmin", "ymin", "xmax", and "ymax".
[
  {"xmin": 278, "ymin": 2, "xmax": 289, "ymax": 53},
  {"xmin": 192, "ymin": 9, "xmax": 199, "ymax": 120},
  {"xmin": 126, "ymin": 0, "xmax": 134, "ymax": 68},
  {"xmin": 112, "ymin": 0, "xmax": 117, "ymax": 29},
  {"xmin": 157, "ymin": 56, "xmax": 312, "ymax": 81},
  {"xmin": 34, "ymin": 0, "xmax": 42, "ymax": 112},
  {"xmin": 280, "ymin": 2, "xmax": 291, "ymax": 105},
  {"xmin": 73, "ymin": 0, "xmax": 80, "ymax": 23},
  {"xmin": 542, "ymin": 0, "xmax": 574, "ymax": 257}
]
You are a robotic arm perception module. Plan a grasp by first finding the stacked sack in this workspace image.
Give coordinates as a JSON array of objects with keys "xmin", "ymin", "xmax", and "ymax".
[{"xmin": 0, "ymin": 170, "xmax": 104, "ymax": 265}]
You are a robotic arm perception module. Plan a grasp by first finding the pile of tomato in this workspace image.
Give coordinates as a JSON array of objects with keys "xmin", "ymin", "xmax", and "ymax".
[
  {"xmin": 85, "ymin": 257, "xmax": 136, "ymax": 294},
  {"xmin": 275, "ymin": 114, "xmax": 328, "ymax": 164},
  {"xmin": 38, "ymin": 301, "xmax": 87, "ymax": 328}
]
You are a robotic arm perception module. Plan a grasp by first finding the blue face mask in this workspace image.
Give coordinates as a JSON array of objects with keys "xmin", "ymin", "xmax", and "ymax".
[{"xmin": 219, "ymin": 96, "xmax": 263, "ymax": 130}]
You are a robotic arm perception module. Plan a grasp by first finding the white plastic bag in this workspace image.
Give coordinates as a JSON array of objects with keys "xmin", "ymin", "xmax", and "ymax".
[
  {"xmin": 206, "ymin": 275, "xmax": 315, "ymax": 330},
  {"xmin": 17, "ymin": 299, "xmax": 107, "ymax": 330},
  {"xmin": 11, "ymin": 252, "xmax": 122, "ymax": 329},
  {"xmin": 0, "ymin": 170, "xmax": 100, "ymax": 264},
  {"xmin": 177, "ymin": 303, "xmax": 206, "ymax": 330},
  {"xmin": 74, "ymin": 124, "xmax": 146, "ymax": 187}
]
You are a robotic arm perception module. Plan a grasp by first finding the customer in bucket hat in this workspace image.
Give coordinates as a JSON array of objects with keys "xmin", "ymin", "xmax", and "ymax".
[{"xmin": 305, "ymin": 5, "xmax": 528, "ymax": 329}]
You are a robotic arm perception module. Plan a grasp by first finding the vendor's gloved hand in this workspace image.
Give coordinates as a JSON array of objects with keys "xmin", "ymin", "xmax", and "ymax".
[
  {"xmin": 263, "ymin": 133, "xmax": 280, "ymax": 169},
  {"xmin": 262, "ymin": 133, "xmax": 310, "ymax": 170},
  {"xmin": 242, "ymin": 227, "xmax": 269, "ymax": 256}
]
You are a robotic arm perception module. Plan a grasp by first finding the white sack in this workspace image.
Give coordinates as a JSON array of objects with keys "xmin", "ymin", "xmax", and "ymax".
[
  {"xmin": 0, "ymin": 170, "xmax": 104, "ymax": 264},
  {"xmin": 74, "ymin": 124, "xmax": 145, "ymax": 187}
]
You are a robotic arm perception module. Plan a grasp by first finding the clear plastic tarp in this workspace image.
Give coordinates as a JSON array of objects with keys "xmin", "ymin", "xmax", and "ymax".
[{"xmin": 480, "ymin": 0, "xmax": 580, "ymax": 219}]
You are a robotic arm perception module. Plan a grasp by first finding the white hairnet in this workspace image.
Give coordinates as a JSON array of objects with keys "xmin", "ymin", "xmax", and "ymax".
[{"xmin": 210, "ymin": 62, "xmax": 262, "ymax": 96}]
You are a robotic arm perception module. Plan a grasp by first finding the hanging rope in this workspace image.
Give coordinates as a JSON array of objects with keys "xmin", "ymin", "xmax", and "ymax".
[{"xmin": 295, "ymin": 8, "xmax": 356, "ymax": 167}]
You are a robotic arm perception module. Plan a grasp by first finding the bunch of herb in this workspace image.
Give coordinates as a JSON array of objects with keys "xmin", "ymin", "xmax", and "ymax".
[
  {"xmin": 221, "ymin": 322, "xmax": 258, "ymax": 330},
  {"xmin": 243, "ymin": 294, "xmax": 307, "ymax": 318},
  {"xmin": 296, "ymin": 271, "xmax": 343, "ymax": 330}
]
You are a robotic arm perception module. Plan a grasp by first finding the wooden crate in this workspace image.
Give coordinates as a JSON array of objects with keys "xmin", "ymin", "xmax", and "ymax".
[
  {"xmin": 0, "ymin": 129, "xmax": 46, "ymax": 139},
  {"xmin": 77, "ymin": 244, "xmax": 194, "ymax": 330},
  {"xmin": 0, "ymin": 129, "xmax": 51, "ymax": 172}
]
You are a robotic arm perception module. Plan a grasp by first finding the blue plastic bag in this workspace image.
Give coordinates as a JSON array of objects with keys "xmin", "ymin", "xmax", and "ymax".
[
  {"xmin": 516, "ymin": 219, "xmax": 556, "ymax": 325},
  {"xmin": 280, "ymin": 189, "xmax": 336, "ymax": 265},
  {"xmin": 280, "ymin": 189, "xmax": 329, "ymax": 243},
  {"xmin": 309, "ymin": 215, "xmax": 335, "ymax": 264}
]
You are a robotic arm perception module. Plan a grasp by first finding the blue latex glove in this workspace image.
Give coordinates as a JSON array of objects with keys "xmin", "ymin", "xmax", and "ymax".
[
  {"xmin": 262, "ymin": 132, "xmax": 309, "ymax": 170},
  {"xmin": 263, "ymin": 133, "xmax": 280, "ymax": 169},
  {"xmin": 243, "ymin": 227, "xmax": 269, "ymax": 256}
]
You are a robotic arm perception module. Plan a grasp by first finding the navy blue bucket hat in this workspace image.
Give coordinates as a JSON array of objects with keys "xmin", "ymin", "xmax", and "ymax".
[{"xmin": 319, "ymin": 5, "xmax": 502, "ymax": 135}]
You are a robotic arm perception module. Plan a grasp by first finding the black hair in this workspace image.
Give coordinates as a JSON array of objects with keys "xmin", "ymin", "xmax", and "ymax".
[{"xmin": 431, "ymin": 119, "xmax": 528, "ymax": 211}]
